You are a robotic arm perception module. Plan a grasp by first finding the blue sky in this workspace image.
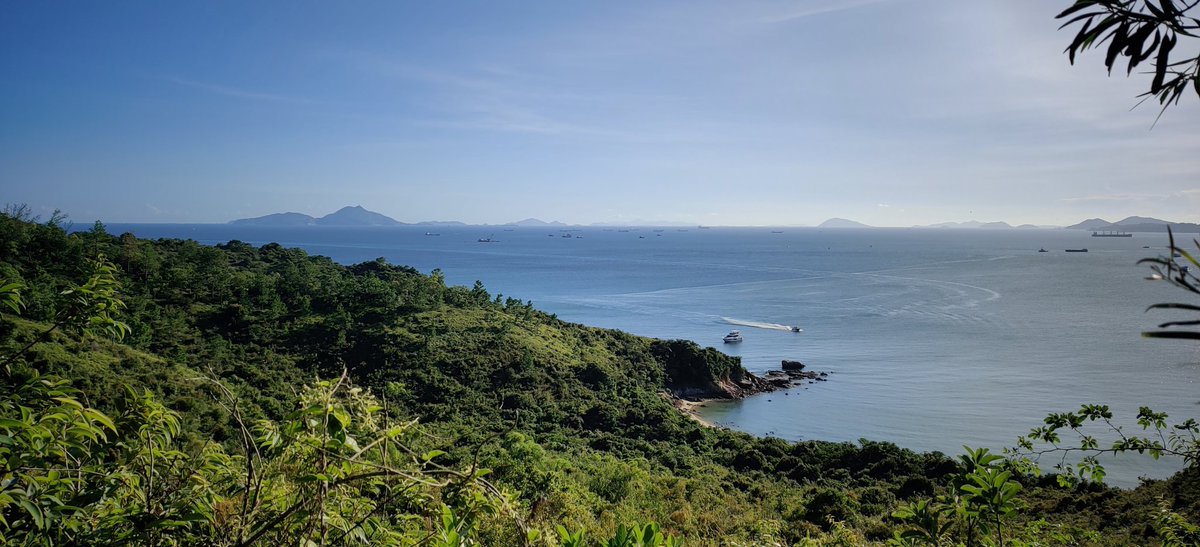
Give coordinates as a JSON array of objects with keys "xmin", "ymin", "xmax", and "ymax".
[{"xmin": 2, "ymin": 1, "xmax": 1197, "ymax": 226}]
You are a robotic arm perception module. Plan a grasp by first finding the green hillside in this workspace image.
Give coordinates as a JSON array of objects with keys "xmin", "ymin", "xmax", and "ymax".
[{"xmin": 1, "ymin": 212, "xmax": 1197, "ymax": 545}]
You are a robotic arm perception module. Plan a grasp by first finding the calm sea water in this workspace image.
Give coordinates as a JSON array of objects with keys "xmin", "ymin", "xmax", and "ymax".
[{"xmin": 104, "ymin": 224, "xmax": 1200, "ymax": 487}]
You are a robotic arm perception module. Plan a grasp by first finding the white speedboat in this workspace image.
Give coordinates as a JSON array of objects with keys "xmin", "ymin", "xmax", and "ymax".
[{"xmin": 723, "ymin": 330, "xmax": 743, "ymax": 343}]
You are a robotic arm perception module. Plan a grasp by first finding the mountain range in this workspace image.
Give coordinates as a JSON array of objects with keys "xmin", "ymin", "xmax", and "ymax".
[
  {"xmin": 817, "ymin": 218, "xmax": 873, "ymax": 228},
  {"xmin": 230, "ymin": 208, "xmax": 655, "ymax": 227},
  {"xmin": 818, "ymin": 219, "xmax": 1042, "ymax": 229},
  {"xmin": 231, "ymin": 206, "xmax": 403, "ymax": 226},
  {"xmin": 232, "ymin": 209, "xmax": 1197, "ymax": 232},
  {"xmin": 817, "ymin": 215, "xmax": 1199, "ymax": 231},
  {"xmin": 1063, "ymin": 216, "xmax": 1200, "ymax": 233}
]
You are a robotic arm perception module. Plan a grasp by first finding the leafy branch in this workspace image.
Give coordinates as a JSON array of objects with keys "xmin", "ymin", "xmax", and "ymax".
[{"xmin": 1058, "ymin": 0, "xmax": 1200, "ymax": 118}]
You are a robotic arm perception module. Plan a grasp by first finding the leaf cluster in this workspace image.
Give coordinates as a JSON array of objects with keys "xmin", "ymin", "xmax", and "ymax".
[{"xmin": 1058, "ymin": 0, "xmax": 1200, "ymax": 117}]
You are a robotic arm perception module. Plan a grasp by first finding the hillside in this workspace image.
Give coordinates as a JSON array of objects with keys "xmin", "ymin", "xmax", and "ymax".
[
  {"xmin": 231, "ymin": 205, "xmax": 403, "ymax": 226},
  {"xmin": 229, "ymin": 211, "xmax": 317, "ymax": 226},
  {"xmin": 1, "ymin": 213, "xmax": 1196, "ymax": 545},
  {"xmin": 314, "ymin": 205, "xmax": 403, "ymax": 226},
  {"xmin": 1066, "ymin": 216, "xmax": 1200, "ymax": 233},
  {"xmin": 818, "ymin": 218, "xmax": 872, "ymax": 228}
]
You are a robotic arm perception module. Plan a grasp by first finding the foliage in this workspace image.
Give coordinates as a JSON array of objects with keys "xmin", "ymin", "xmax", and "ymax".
[
  {"xmin": 3, "ymin": 209, "xmax": 1197, "ymax": 544},
  {"xmin": 1010, "ymin": 403, "xmax": 1200, "ymax": 489},
  {"xmin": 1140, "ymin": 228, "xmax": 1200, "ymax": 339},
  {"xmin": 1058, "ymin": 0, "xmax": 1200, "ymax": 116},
  {"xmin": 888, "ymin": 447, "xmax": 1023, "ymax": 547}
]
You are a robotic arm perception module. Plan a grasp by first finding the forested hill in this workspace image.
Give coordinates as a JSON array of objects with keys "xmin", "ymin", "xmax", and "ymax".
[{"xmin": 0, "ymin": 213, "xmax": 1195, "ymax": 545}]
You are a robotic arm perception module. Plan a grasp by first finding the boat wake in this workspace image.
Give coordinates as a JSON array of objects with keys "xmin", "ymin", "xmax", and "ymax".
[{"xmin": 722, "ymin": 317, "xmax": 801, "ymax": 332}]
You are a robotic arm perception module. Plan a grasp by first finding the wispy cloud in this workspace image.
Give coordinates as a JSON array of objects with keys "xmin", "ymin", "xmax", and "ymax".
[
  {"xmin": 161, "ymin": 76, "xmax": 315, "ymax": 104},
  {"xmin": 320, "ymin": 48, "xmax": 725, "ymax": 143},
  {"xmin": 763, "ymin": 0, "xmax": 894, "ymax": 24}
]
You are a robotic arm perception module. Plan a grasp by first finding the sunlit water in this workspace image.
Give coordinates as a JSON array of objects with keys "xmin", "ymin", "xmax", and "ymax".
[{"xmin": 104, "ymin": 224, "xmax": 1200, "ymax": 487}]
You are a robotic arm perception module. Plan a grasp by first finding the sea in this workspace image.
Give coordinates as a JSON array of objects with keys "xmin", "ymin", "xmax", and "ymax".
[{"xmin": 101, "ymin": 223, "xmax": 1200, "ymax": 487}]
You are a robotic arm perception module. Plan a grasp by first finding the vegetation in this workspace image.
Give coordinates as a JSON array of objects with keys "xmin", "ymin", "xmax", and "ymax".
[
  {"xmin": 1057, "ymin": 0, "xmax": 1200, "ymax": 115},
  {"xmin": 1, "ymin": 210, "xmax": 1199, "ymax": 544}
]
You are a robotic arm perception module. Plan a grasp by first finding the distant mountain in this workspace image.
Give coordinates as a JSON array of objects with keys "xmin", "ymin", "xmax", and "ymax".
[
  {"xmin": 314, "ymin": 206, "xmax": 402, "ymax": 226},
  {"xmin": 818, "ymin": 218, "xmax": 872, "ymax": 228},
  {"xmin": 590, "ymin": 219, "xmax": 693, "ymax": 227},
  {"xmin": 230, "ymin": 206, "xmax": 403, "ymax": 226},
  {"xmin": 1114, "ymin": 216, "xmax": 1170, "ymax": 226},
  {"xmin": 1118, "ymin": 222, "xmax": 1200, "ymax": 233},
  {"xmin": 920, "ymin": 220, "xmax": 1012, "ymax": 229},
  {"xmin": 1065, "ymin": 218, "xmax": 1114, "ymax": 230},
  {"xmin": 923, "ymin": 221, "xmax": 972, "ymax": 228},
  {"xmin": 1065, "ymin": 216, "xmax": 1200, "ymax": 233},
  {"xmin": 229, "ymin": 212, "xmax": 316, "ymax": 226},
  {"xmin": 508, "ymin": 218, "xmax": 568, "ymax": 227}
]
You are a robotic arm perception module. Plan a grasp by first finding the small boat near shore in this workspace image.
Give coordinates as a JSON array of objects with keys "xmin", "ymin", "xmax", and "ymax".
[{"xmin": 723, "ymin": 330, "xmax": 743, "ymax": 343}]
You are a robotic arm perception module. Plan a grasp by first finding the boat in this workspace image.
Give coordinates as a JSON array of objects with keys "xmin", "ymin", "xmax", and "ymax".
[
  {"xmin": 424, "ymin": 232, "xmax": 440, "ymax": 236},
  {"xmin": 477, "ymin": 235, "xmax": 497, "ymax": 243},
  {"xmin": 1038, "ymin": 248, "xmax": 1047, "ymax": 252},
  {"xmin": 790, "ymin": 326, "xmax": 802, "ymax": 333},
  {"xmin": 1092, "ymin": 231, "xmax": 1132, "ymax": 237},
  {"xmin": 1065, "ymin": 248, "xmax": 1088, "ymax": 252},
  {"xmin": 561, "ymin": 233, "xmax": 572, "ymax": 238},
  {"xmin": 722, "ymin": 330, "xmax": 743, "ymax": 343}
]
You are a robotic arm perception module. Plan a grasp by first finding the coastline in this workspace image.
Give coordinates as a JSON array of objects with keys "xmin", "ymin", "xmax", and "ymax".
[
  {"xmin": 667, "ymin": 362, "xmax": 828, "ymax": 429},
  {"xmin": 672, "ymin": 397, "xmax": 719, "ymax": 428}
]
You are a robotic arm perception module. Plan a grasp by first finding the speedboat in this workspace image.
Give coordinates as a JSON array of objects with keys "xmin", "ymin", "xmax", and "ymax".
[
  {"xmin": 790, "ymin": 326, "xmax": 802, "ymax": 333},
  {"xmin": 723, "ymin": 330, "xmax": 743, "ymax": 343},
  {"xmin": 1038, "ymin": 248, "xmax": 1047, "ymax": 252}
]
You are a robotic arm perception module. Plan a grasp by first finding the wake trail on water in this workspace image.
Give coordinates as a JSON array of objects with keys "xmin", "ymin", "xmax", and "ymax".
[{"xmin": 722, "ymin": 317, "xmax": 802, "ymax": 332}]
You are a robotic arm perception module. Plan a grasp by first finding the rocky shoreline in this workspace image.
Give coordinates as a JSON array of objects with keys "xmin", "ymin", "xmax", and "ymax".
[{"xmin": 668, "ymin": 359, "xmax": 829, "ymax": 427}]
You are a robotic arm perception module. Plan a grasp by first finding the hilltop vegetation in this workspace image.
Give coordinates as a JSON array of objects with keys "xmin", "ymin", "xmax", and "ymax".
[{"xmin": 1, "ymin": 210, "xmax": 1198, "ymax": 545}]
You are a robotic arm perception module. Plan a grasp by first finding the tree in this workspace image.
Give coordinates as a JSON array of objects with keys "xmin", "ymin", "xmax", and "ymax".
[{"xmin": 1057, "ymin": 1, "xmax": 1200, "ymax": 115}]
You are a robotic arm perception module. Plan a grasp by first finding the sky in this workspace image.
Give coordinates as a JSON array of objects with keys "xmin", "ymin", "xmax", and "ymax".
[{"xmin": 2, "ymin": 1, "xmax": 1198, "ymax": 227}]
